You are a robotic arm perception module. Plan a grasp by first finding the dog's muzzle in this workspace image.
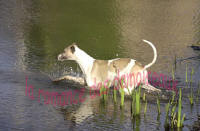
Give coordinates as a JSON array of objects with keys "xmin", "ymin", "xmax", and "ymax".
[{"xmin": 58, "ymin": 54, "xmax": 67, "ymax": 61}]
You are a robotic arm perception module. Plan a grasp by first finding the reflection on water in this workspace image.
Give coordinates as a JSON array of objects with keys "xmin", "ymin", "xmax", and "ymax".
[{"xmin": 0, "ymin": 0, "xmax": 200, "ymax": 130}]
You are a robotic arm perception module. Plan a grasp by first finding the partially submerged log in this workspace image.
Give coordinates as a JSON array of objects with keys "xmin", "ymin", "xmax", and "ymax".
[{"xmin": 52, "ymin": 75, "xmax": 161, "ymax": 93}]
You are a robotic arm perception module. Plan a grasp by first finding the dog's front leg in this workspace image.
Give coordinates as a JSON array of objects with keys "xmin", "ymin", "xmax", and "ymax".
[{"xmin": 52, "ymin": 75, "xmax": 85, "ymax": 85}]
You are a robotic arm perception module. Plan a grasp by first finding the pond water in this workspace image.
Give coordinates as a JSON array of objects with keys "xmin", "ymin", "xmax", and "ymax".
[{"xmin": 0, "ymin": 0, "xmax": 200, "ymax": 130}]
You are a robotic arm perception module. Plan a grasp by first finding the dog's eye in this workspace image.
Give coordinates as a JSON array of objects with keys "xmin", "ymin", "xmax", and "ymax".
[{"xmin": 70, "ymin": 46, "xmax": 75, "ymax": 53}]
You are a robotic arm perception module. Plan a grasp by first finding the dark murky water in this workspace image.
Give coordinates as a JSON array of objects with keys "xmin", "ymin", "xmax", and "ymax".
[{"xmin": 0, "ymin": 0, "xmax": 200, "ymax": 130}]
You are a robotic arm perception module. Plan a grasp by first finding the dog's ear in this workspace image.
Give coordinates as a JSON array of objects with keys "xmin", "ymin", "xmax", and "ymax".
[
  {"xmin": 72, "ymin": 43, "xmax": 78, "ymax": 47},
  {"xmin": 70, "ymin": 45, "xmax": 75, "ymax": 54}
]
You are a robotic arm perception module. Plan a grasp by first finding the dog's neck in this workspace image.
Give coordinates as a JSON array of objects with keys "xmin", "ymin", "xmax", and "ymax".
[{"xmin": 74, "ymin": 47, "xmax": 95, "ymax": 76}]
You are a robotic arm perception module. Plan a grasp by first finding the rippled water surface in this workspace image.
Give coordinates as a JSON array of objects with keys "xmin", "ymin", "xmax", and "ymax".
[{"xmin": 0, "ymin": 0, "xmax": 200, "ymax": 130}]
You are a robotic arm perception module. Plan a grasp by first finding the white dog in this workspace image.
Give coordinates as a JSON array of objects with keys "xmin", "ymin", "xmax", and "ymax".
[{"xmin": 57, "ymin": 40, "xmax": 160, "ymax": 95}]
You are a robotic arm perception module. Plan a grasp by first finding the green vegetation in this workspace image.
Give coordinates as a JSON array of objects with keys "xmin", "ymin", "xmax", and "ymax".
[
  {"xmin": 113, "ymin": 87, "xmax": 117, "ymax": 103},
  {"xmin": 131, "ymin": 86, "xmax": 141, "ymax": 117},
  {"xmin": 171, "ymin": 65, "xmax": 175, "ymax": 80},
  {"xmin": 171, "ymin": 104, "xmax": 176, "ymax": 119},
  {"xmin": 143, "ymin": 92, "xmax": 146, "ymax": 102},
  {"xmin": 120, "ymin": 87, "xmax": 124, "ymax": 107},
  {"xmin": 135, "ymin": 87, "xmax": 141, "ymax": 116},
  {"xmin": 131, "ymin": 90, "xmax": 135, "ymax": 117},
  {"xmin": 100, "ymin": 84, "xmax": 108, "ymax": 102},
  {"xmin": 170, "ymin": 91, "xmax": 176, "ymax": 105},
  {"xmin": 190, "ymin": 67, "xmax": 194, "ymax": 84},
  {"xmin": 144, "ymin": 100, "xmax": 147, "ymax": 117},
  {"xmin": 188, "ymin": 88, "xmax": 194, "ymax": 106},
  {"xmin": 185, "ymin": 64, "xmax": 188, "ymax": 83},
  {"xmin": 177, "ymin": 88, "xmax": 185, "ymax": 128},
  {"xmin": 119, "ymin": 78, "xmax": 125, "ymax": 108},
  {"xmin": 164, "ymin": 102, "xmax": 170, "ymax": 128},
  {"xmin": 157, "ymin": 97, "xmax": 161, "ymax": 115}
]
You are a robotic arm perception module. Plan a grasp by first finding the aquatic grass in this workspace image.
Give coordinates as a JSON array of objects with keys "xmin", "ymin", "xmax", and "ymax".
[
  {"xmin": 171, "ymin": 65, "xmax": 175, "ymax": 80},
  {"xmin": 99, "ymin": 85, "xmax": 108, "ymax": 102},
  {"xmin": 177, "ymin": 88, "xmax": 184, "ymax": 128},
  {"xmin": 143, "ymin": 92, "xmax": 146, "ymax": 102},
  {"xmin": 190, "ymin": 67, "xmax": 194, "ymax": 85},
  {"xmin": 185, "ymin": 63, "xmax": 188, "ymax": 83},
  {"xmin": 164, "ymin": 102, "xmax": 170, "ymax": 128},
  {"xmin": 113, "ymin": 87, "xmax": 117, "ymax": 103},
  {"xmin": 100, "ymin": 86, "xmax": 104, "ymax": 99},
  {"xmin": 157, "ymin": 97, "xmax": 161, "ymax": 115},
  {"xmin": 188, "ymin": 88, "xmax": 194, "ymax": 106},
  {"xmin": 120, "ymin": 87, "xmax": 124, "ymax": 107},
  {"xmin": 103, "ymin": 88, "xmax": 108, "ymax": 101},
  {"xmin": 135, "ymin": 116, "xmax": 140, "ymax": 131},
  {"xmin": 170, "ymin": 91, "xmax": 176, "ymax": 105},
  {"xmin": 171, "ymin": 112, "xmax": 177, "ymax": 129},
  {"xmin": 131, "ymin": 90, "xmax": 136, "ymax": 117},
  {"xmin": 144, "ymin": 100, "xmax": 147, "ymax": 117},
  {"xmin": 181, "ymin": 113, "xmax": 185, "ymax": 127},
  {"xmin": 119, "ymin": 79, "xmax": 125, "ymax": 108},
  {"xmin": 135, "ymin": 87, "xmax": 141, "ymax": 116},
  {"xmin": 171, "ymin": 103, "xmax": 177, "ymax": 118},
  {"xmin": 132, "ymin": 86, "xmax": 141, "ymax": 117}
]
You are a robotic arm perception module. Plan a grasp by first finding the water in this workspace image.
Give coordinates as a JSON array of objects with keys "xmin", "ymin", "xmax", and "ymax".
[{"xmin": 0, "ymin": 0, "xmax": 200, "ymax": 130}]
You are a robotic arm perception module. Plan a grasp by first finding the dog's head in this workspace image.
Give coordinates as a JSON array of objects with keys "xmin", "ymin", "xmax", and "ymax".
[{"xmin": 58, "ymin": 43, "xmax": 78, "ymax": 61}]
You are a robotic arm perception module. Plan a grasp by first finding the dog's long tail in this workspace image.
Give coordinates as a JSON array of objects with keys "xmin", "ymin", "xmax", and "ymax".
[{"xmin": 143, "ymin": 39, "xmax": 157, "ymax": 69}]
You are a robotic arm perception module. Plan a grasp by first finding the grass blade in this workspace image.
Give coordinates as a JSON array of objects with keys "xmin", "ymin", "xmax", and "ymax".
[
  {"xmin": 157, "ymin": 97, "xmax": 161, "ymax": 115},
  {"xmin": 177, "ymin": 88, "xmax": 182, "ymax": 128},
  {"xmin": 185, "ymin": 64, "xmax": 188, "ymax": 83},
  {"xmin": 144, "ymin": 100, "xmax": 147, "ymax": 117},
  {"xmin": 164, "ymin": 102, "xmax": 170, "ymax": 128}
]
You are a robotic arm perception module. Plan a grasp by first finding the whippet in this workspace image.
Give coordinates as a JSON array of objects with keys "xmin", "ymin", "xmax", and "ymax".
[{"xmin": 57, "ymin": 40, "xmax": 160, "ymax": 95}]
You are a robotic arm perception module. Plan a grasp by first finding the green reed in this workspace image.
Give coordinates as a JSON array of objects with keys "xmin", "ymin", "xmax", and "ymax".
[
  {"xmin": 171, "ymin": 103, "xmax": 176, "ymax": 118},
  {"xmin": 103, "ymin": 88, "xmax": 108, "ymax": 101},
  {"xmin": 144, "ymin": 100, "xmax": 147, "ymax": 117},
  {"xmin": 157, "ymin": 97, "xmax": 161, "ymax": 115},
  {"xmin": 188, "ymin": 87, "xmax": 194, "ymax": 106},
  {"xmin": 100, "ymin": 85, "xmax": 108, "ymax": 102},
  {"xmin": 131, "ymin": 90, "xmax": 135, "ymax": 117},
  {"xmin": 132, "ymin": 86, "xmax": 141, "ymax": 116},
  {"xmin": 143, "ymin": 92, "xmax": 146, "ymax": 102},
  {"xmin": 119, "ymin": 79, "xmax": 125, "ymax": 108},
  {"xmin": 171, "ymin": 112, "xmax": 177, "ymax": 129},
  {"xmin": 171, "ymin": 65, "xmax": 175, "ymax": 80},
  {"xmin": 164, "ymin": 102, "xmax": 170, "ymax": 128},
  {"xmin": 113, "ymin": 87, "xmax": 117, "ymax": 103},
  {"xmin": 185, "ymin": 64, "xmax": 188, "ymax": 83},
  {"xmin": 177, "ymin": 88, "xmax": 184, "ymax": 128},
  {"xmin": 135, "ymin": 87, "xmax": 141, "ymax": 116},
  {"xmin": 100, "ymin": 85, "xmax": 104, "ymax": 99},
  {"xmin": 181, "ymin": 113, "xmax": 185, "ymax": 127},
  {"xmin": 170, "ymin": 91, "xmax": 176, "ymax": 105},
  {"xmin": 190, "ymin": 67, "xmax": 194, "ymax": 85},
  {"xmin": 120, "ymin": 87, "xmax": 124, "ymax": 107}
]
